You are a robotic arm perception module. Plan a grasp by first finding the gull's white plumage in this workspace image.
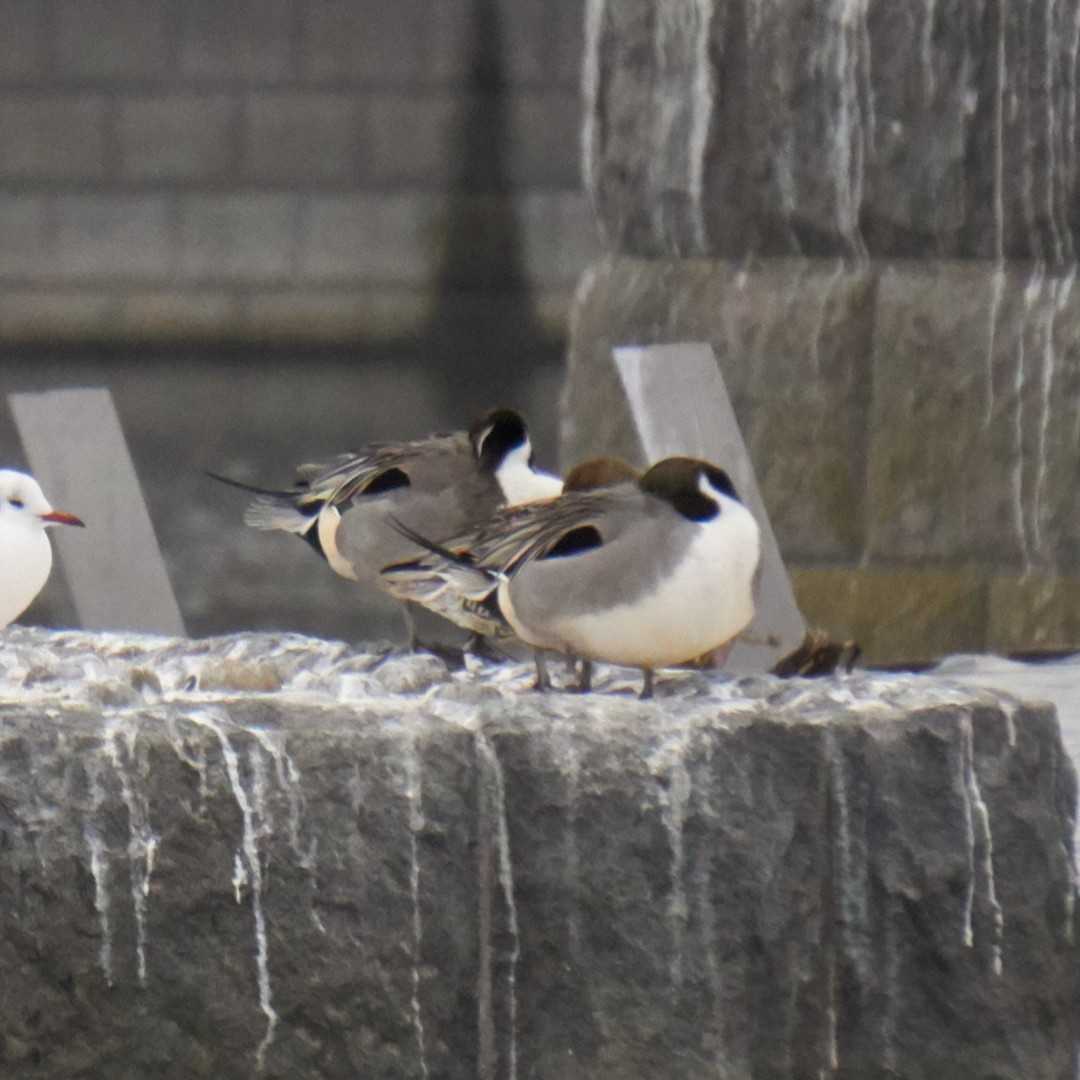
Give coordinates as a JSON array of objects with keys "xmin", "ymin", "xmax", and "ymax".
[{"xmin": 0, "ymin": 470, "xmax": 84, "ymax": 628}]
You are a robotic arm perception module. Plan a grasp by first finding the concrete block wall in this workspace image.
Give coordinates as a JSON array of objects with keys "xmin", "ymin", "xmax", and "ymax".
[{"xmin": 0, "ymin": 0, "xmax": 597, "ymax": 343}]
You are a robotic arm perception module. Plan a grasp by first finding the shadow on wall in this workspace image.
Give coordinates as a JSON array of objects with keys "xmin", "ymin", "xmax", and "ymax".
[{"xmin": 2, "ymin": 0, "xmax": 566, "ymax": 641}]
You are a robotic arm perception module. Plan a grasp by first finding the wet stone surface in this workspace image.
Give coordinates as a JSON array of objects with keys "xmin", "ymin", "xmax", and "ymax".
[{"xmin": 0, "ymin": 627, "xmax": 1076, "ymax": 1079}]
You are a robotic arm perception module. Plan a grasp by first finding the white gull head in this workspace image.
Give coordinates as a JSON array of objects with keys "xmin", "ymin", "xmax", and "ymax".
[{"xmin": 0, "ymin": 470, "xmax": 84, "ymax": 628}]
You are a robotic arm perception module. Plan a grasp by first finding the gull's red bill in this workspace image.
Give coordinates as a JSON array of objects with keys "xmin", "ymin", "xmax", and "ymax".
[{"xmin": 41, "ymin": 510, "xmax": 85, "ymax": 527}]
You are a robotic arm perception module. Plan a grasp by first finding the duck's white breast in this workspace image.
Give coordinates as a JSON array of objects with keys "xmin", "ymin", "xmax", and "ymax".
[{"xmin": 505, "ymin": 498, "xmax": 761, "ymax": 668}]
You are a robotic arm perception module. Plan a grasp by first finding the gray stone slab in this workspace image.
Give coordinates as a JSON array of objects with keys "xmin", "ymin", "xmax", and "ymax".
[
  {"xmin": 299, "ymin": 193, "xmax": 436, "ymax": 283},
  {"xmin": 243, "ymin": 94, "xmax": 366, "ymax": 184},
  {"xmin": 177, "ymin": 0, "xmax": 295, "ymax": 82},
  {"xmin": 561, "ymin": 255, "xmax": 874, "ymax": 566},
  {"xmin": 300, "ymin": 0, "xmax": 472, "ymax": 85},
  {"xmin": 117, "ymin": 94, "xmax": 238, "ymax": 183},
  {"xmin": 55, "ymin": 0, "xmax": 172, "ymax": 80},
  {"xmin": 53, "ymin": 195, "xmax": 172, "ymax": 280},
  {"xmin": 0, "ymin": 0, "xmax": 45, "ymax": 80},
  {"xmin": 0, "ymin": 97, "xmax": 107, "ymax": 181},
  {"xmin": 8, "ymin": 388, "xmax": 185, "ymax": 636},
  {"xmin": 866, "ymin": 261, "xmax": 1080, "ymax": 574},
  {"xmin": 177, "ymin": 194, "xmax": 296, "ymax": 282},
  {"xmin": 614, "ymin": 342, "xmax": 806, "ymax": 672},
  {"xmin": 366, "ymin": 95, "xmax": 458, "ymax": 186},
  {"xmin": 0, "ymin": 194, "xmax": 50, "ymax": 277}
]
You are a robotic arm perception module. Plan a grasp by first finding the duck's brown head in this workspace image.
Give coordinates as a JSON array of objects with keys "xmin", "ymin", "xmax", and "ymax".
[{"xmin": 639, "ymin": 457, "xmax": 740, "ymax": 521}]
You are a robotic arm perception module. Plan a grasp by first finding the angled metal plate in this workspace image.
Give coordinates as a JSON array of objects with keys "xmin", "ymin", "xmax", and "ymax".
[
  {"xmin": 614, "ymin": 342, "xmax": 805, "ymax": 672},
  {"xmin": 10, "ymin": 387, "xmax": 186, "ymax": 636}
]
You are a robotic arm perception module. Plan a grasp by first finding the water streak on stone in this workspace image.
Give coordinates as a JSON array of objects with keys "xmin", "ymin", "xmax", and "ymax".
[
  {"xmin": 652, "ymin": 0, "xmax": 713, "ymax": 253},
  {"xmin": 190, "ymin": 711, "xmax": 279, "ymax": 1073},
  {"xmin": 1063, "ymin": 840, "xmax": 1077, "ymax": 946},
  {"xmin": 165, "ymin": 714, "xmax": 210, "ymax": 816},
  {"xmin": 251, "ymin": 727, "xmax": 311, "ymax": 870},
  {"xmin": 824, "ymin": 730, "xmax": 847, "ymax": 1075},
  {"xmin": 104, "ymin": 715, "xmax": 158, "ymax": 987},
  {"xmin": 1067, "ymin": 2, "xmax": 1080, "ymax": 262},
  {"xmin": 1003, "ymin": 702, "xmax": 1018, "ymax": 749},
  {"xmin": 1031, "ymin": 270, "xmax": 1055, "ymax": 558},
  {"xmin": 810, "ymin": 260, "xmax": 846, "ymax": 380},
  {"xmin": 232, "ymin": 852, "xmax": 249, "ymax": 904},
  {"xmin": 650, "ymin": 728, "xmax": 692, "ymax": 990},
  {"xmin": 1012, "ymin": 266, "xmax": 1042, "ymax": 574},
  {"xmin": 825, "ymin": 0, "xmax": 873, "ymax": 258},
  {"xmin": 559, "ymin": 725, "xmax": 582, "ymax": 960},
  {"xmin": 992, "ymin": 0, "xmax": 1006, "ymax": 261},
  {"xmin": 984, "ymin": 264, "xmax": 1006, "ymax": 427},
  {"xmin": 960, "ymin": 715, "xmax": 1005, "ymax": 975},
  {"xmin": 581, "ymin": 0, "xmax": 605, "ymax": 242},
  {"xmin": 689, "ymin": 0, "xmax": 715, "ymax": 252},
  {"xmin": 825, "ymin": 999, "xmax": 839, "ymax": 1074},
  {"xmin": 1033, "ymin": 268, "xmax": 1074, "ymax": 557},
  {"xmin": 1045, "ymin": 0, "xmax": 1062, "ymax": 262},
  {"xmin": 692, "ymin": 742, "xmax": 734, "ymax": 1077},
  {"xmin": 881, "ymin": 894, "xmax": 899, "ymax": 1074},
  {"xmin": 477, "ymin": 733, "xmax": 520, "ymax": 1080},
  {"xmin": 403, "ymin": 734, "xmax": 430, "ymax": 1080},
  {"xmin": 1018, "ymin": 13, "xmax": 1039, "ymax": 258},
  {"xmin": 83, "ymin": 823, "xmax": 113, "ymax": 987},
  {"xmin": 920, "ymin": 0, "xmax": 937, "ymax": 101}
]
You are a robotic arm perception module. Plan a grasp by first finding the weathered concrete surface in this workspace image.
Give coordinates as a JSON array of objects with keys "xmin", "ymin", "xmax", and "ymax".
[
  {"xmin": 584, "ymin": 0, "xmax": 1080, "ymax": 260},
  {"xmin": 0, "ymin": 628, "xmax": 1075, "ymax": 1078},
  {"xmin": 561, "ymin": 255, "xmax": 1080, "ymax": 663}
]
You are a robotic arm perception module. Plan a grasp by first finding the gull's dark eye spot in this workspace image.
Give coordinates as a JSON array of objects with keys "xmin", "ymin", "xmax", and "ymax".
[{"xmin": 8, "ymin": 498, "xmax": 24, "ymax": 509}]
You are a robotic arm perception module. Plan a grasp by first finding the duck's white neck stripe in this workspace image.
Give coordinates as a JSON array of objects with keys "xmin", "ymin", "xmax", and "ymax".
[{"xmin": 496, "ymin": 440, "xmax": 563, "ymax": 506}]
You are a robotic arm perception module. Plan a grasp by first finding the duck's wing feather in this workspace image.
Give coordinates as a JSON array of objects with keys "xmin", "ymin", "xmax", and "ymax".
[
  {"xmin": 379, "ymin": 490, "xmax": 622, "ymax": 635},
  {"xmin": 240, "ymin": 432, "xmax": 467, "ymax": 534}
]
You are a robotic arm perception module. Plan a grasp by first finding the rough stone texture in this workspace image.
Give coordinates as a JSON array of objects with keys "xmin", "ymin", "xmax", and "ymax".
[
  {"xmin": 584, "ymin": 0, "xmax": 1080, "ymax": 260},
  {"xmin": 562, "ymin": 254, "xmax": 1080, "ymax": 663},
  {"xmin": 563, "ymin": 256, "xmax": 874, "ymax": 565},
  {"xmin": 0, "ymin": 628, "xmax": 1075, "ymax": 1078},
  {"xmin": 569, "ymin": 0, "xmax": 1080, "ymax": 665}
]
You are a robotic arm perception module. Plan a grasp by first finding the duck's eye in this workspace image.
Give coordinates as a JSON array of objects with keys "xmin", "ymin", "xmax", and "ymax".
[{"xmin": 8, "ymin": 497, "xmax": 24, "ymax": 509}]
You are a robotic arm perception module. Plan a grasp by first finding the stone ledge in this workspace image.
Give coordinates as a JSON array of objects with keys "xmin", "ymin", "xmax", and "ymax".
[
  {"xmin": 795, "ymin": 567, "xmax": 1080, "ymax": 666},
  {"xmin": 563, "ymin": 254, "xmax": 1080, "ymax": 663},
  {"xmin": 0, "ymin": 628, "xmax": 1074, "ymax": 1078}
]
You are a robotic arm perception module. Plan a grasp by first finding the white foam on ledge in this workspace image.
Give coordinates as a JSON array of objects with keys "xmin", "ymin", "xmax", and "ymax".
[{"xmin": 0, "ymin": 627, "xmax": 1063, "ymax": 733}]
